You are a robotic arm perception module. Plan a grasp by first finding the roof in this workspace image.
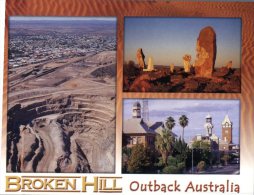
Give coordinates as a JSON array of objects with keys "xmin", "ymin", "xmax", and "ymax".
[
  {"xmin": 123, "ymin": 118, "xmax": 177, "ymax": 137},
  {"xmin": 123, "ymin": 118, "xmax": 163, "ymax": 134},
  {"xmin": 133, "ymin": 101, "xmax": 141, "ymax": 108},
  {"xmin": 206, "ymin": 113, "xmax": 212, "ymax": 119},
  {"xmin": 222, "ymin": 114, "xmax": 232, "ymax": 125}
]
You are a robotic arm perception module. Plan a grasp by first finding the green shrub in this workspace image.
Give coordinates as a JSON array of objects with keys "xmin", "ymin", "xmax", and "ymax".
[
  {"xmin": 167, "ymin": 156, "xmax": 177, "ymax": 166},
  {"xmin": 162, "ymin": 165, "xmax": 179, "ymax": 174},
  {"xmin": 177, "ymin": 162, "xmax": 185, "ymax": 172}
]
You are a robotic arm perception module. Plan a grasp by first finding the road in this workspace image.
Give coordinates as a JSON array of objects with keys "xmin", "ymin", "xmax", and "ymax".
[{"xmin": 204, "ymin": 164, "xmax": 240, "ymax": 174}]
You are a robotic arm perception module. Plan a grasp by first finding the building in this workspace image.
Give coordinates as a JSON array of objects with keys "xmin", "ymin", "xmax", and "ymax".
[
  {"xmin": 222, "ymin": 114, "xmax": 233, "ymax": 144},
  {"xmin": 204, "ymin": 113, "xmax": 214, "ymax": 137},
  {"xmin": 189, "ymin": 114, "xmax": 237, "ymax": 152},
  {"xmin": 123, "ymin": 101, "xmax": 175, "ymax": 148}
]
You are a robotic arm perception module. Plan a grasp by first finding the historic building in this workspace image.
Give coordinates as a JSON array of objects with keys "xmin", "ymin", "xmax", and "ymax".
[
  {"xmin": 222, "ymin": 114, "xmax": 233, "ymax": 144},
  {"xmin": 123, "ymin": 101, "xmax": 176, "ymax": 148},
  {"xmin": 189, "ymin": 114, "xmax": 238, "ymax": 152}
]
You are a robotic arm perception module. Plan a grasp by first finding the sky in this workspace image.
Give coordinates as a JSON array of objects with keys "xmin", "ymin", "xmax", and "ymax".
[
  {"xmin": 124, "ymin": 17, "xmax": 241, "ymax": 68},
  {"xmin": 123, "ymin": 99, "xmax": 240, "ymax": 144}
]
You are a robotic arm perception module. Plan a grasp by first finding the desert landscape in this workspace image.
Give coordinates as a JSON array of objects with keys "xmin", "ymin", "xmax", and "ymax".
[
  {"xmin": 7, "ymin": 17, "xmax": 116, "ymax": 173},
  {"xmin": 123, "ymin": 18, "xmax": 241, "ymax": 93}
]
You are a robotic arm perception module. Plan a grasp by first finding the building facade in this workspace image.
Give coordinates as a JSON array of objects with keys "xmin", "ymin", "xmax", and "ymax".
[{"xmin": 123, "ymin": 101, "xmax": 166, "ymax": 148}]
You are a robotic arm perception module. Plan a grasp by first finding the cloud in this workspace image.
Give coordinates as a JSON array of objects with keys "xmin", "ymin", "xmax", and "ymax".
[{"xmin": 149, "ymin": 100, "xmax": 239, "ymax": 115}]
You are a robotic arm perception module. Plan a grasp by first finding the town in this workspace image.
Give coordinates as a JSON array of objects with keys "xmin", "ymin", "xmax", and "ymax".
[
  {"xmin": 9, "ymin": 25, "xmax": 116, "ymax": 68},
  {"xmin": 122, "ymin": 100, "xmax": 240, "ymax": 174}
]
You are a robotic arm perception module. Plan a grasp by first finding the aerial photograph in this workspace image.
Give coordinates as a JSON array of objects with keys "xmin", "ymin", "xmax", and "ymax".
[
  {"xmin": 122, "ymin": 99, "xmax": 240, "ymax": 174},
  {"xmin": 123, "ymin": 18, "xmax": 241, "ymax": 93},
  {"xmin": 7, "ymin": 17, "xmax": 116, "ymax": 173}
]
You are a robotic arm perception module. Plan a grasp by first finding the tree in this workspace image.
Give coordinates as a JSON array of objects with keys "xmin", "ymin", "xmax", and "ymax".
[
  {"xmin": 127, "ymin": 144, "xmax": 151, "ymax": 173},
  {"xmin": 179, "ymin": 115, "xmax": 189, "ymax": 141},
  {"xmin": 165, "ymin": 116, "xmax": 175, "ymax": 131},
  {"xmin": 162, "ymin": 156, "xmax": 186, "ymax": 174},
  {"xmin": 155, "ymin": 128, "xmax": 174, "ymax": 166},
  {"xmin": 192, "ymin": 140, "xmax": 211, "ymax": 166},
  {"xmin": 172, "ymin": 138, "xmax": 190, "ymax": 167}
]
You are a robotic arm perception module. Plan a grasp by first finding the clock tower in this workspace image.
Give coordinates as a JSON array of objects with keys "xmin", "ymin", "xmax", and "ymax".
[{"xmin": 221, "ymin": 114, "xmax": 233, "ymax": 143}]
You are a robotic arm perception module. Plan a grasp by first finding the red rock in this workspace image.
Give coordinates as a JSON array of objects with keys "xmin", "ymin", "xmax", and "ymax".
[
  {"xmin": 129, "ymin": 74, "xmax": 151, "ymax": 92},
  {"xmin": 213, "ymin": 67, "xmax": 230, "ymax": 77},
  {"xmin": 136, "ymin": 48, "xmax": 146, "ymax": 69},
  {"xmin": 183, "ymin": 79, "xmax": 199, "ymax": 92},
  {"xmin": 171, "ymin": 75, "xmax": 183, "ymax": 83},
  {"xmin": 194, "ymin": 26, "xmax": 216, "ymax": 77},
  {"xmin": 233, "ymin": 69, "xmax": 241, "ymax": 77}
]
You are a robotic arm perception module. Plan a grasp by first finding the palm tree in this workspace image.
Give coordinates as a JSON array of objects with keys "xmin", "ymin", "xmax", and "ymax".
[
  {"xmin": 155, "ymin": 128, "xmax": 174, "ymax": 166},
  {"xmin": 179, "ymin": 115, "xmax": 188, "ymax": 141},
  {"xmin": 165, "ymin": 116, "xmax": 175, "ymax": 131}
]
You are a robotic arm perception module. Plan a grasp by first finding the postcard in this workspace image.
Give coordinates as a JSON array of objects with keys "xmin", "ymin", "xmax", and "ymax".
[{"xmin": 0, "ymin": 1, "xmax": 254, "ymax": 195}]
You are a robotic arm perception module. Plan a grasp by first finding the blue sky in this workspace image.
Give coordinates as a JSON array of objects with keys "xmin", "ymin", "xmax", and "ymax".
[
  {"xmin": 123, "ymin": 99, "xmax": 240, "ymax": 144},
  {"xmin": 124, "ymin": 17, "xmax": 241, "ymax": 68}
]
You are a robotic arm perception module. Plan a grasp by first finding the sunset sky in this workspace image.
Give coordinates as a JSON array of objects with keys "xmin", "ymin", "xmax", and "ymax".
[
  {"xmin": 124, "ymin": 99, "xmax": 240, "ymax": 144},
  {"xmin": 124, "ymin": 17, "xmax": 241, "ymax": 68}
]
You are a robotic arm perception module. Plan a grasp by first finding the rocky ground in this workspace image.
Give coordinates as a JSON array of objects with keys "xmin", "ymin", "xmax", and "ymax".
[
  {"xmin": 7, "ymin": 51, "xmax": 116, "ymax": 173},
  {"xmin": 123, "ymin": 65, "xmax": 240, "ymax": 93}
]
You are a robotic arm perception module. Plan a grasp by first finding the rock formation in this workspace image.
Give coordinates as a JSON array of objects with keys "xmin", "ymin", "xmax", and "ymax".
[
  {"xmin": 226, "ymin": 61, "xmax": 233, "ymax": 69},
  {"xmin": 183, "ymin": 54, "xmax": 191, "ymax": 73},
  {"xmin": 170, "ymin": 64, "xmax": 174, "ymax": 73},
  {"xmin": 144, "ymin": 57, "xmax": 154, "ymax": 71},
  {"xmin": 194, "ymin": 26, "xmax": 217, "ymax": 77},
  {"xmin": 136, "ymin": 48, "xmax": 146, "ymax": 69},
  {"xmin": 147, "ymin": 57, "xmax": 154, "ymax": 71}
]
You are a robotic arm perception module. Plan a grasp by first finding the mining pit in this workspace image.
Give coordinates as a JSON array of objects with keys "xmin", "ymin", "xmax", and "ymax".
[{"xmin": 7, "ymin": 51, "xmax": 116, "ymax": 173}]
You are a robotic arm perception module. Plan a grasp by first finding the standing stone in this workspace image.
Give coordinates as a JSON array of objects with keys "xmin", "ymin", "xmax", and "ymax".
[
  {"xmin": 194, "ymin": 26, "xmax": 217, "ymax": 77},
  {"xmin": 147, "ymin": 57, "xmax": 154, "ymax": 71},
  {"xmin": 183, "ymin": 54, "xmax": 191, "ymax": 73},
  {"xmin": 136, "ymin": 48, "xmax": 146, "ymax": 69},
  {"xmin": 226, "ymin": 60, "xmax": 233, "ymax": 69},
  {"xmin": 170, "ymin": 64, "xmax": 174, "ymax": 73}
]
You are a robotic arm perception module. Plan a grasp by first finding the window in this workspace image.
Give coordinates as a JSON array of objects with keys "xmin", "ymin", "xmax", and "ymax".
[
  {"xmin": 137, "ymin": 137, "xmax": 142, "ymax": 144},
  {"xmin": 132, "ymin": 137, "xmax": 137, "ymax": 145}
]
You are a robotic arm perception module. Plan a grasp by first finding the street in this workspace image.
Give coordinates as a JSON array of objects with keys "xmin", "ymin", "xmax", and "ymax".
[{"xmin": 203, "ymin": 164, "xmax": 240, "ymax": 174}]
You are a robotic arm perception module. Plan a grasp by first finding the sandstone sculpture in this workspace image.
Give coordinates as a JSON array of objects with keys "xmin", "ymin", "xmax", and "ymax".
[
  {"xmin": 170, "ymin": 64, "xmax": 174, "ymax": 73},
  {"xmin": 136, "ymin": 48, "xmax": 146, "ymax": 69},
  {"xmin": 226, "ymin": 60, "xmax": 233, "ymax": 69},
  {"xmin": 194, "ymin": 26, "xmax": 217, "ymax": 77},
  {"xmin": 183, "ymin": 54, "xmax": 192, "ymax": 73},
  {"xmin": 144, "ymin": 57, "xmax": 154, "ymax": 72},
  {"xmin": 147, "ymin": 57, "xmax": 154, "ymax": 71}
]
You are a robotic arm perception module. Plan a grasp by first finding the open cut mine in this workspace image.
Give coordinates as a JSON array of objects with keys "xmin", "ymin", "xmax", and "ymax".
[{"xmin": 7, "ymin": 18, "xmax": 116, "ymax": 173}]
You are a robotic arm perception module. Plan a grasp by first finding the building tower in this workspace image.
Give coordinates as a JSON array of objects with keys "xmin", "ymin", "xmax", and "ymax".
[
  {"xmin": 204, "ymin": 114, "xmax": 213, "ymax": 137},
  {"xmin": 132, "ymin": 101, "xmax": 141, "ymax": 118},
  {"xmin": 221, "ymin": 114, "xmax": 233, "ymax": 143},
  {"xmin": 142, "ymin": 99, "xmax": 149, "ymax": 121}
]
